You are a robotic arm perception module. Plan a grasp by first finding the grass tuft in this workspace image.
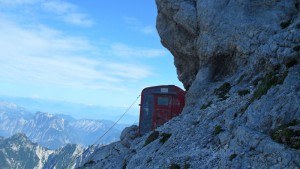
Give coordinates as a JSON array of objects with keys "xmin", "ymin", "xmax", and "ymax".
[
  {"xmin": 286, "ymin": 59, "xmax": 298, "ymax": 68},
  {"xmin": 237, "ymin": 74, "xmax": 246, "ymax": 84},
  {"xmin": 271, "ymin": 120, "xmax": 300, "ymax": 149},
  {"xmin": 200, "ymin": 101, "xmax": 212, "ymax": 110},
  {"xmin": 250, "ymin": 71, "xmax": 287, "ymax": 102},
  {"xmin": 84, "ymin": 160, "xmax": 95, "ymax": 167},
  {"xmin": 214, "ymin": 82, "xmax": 231, "ymax": 100},
  {"xmin": 280, "ymin": 19, "xmax": 291, "ymax": 29},
  {"xmin": 293, "ymin": 45, "xmax": 300, "ymax": 52},
  {"xmin": 238, "ymin": 89, "xmax": 250, "ymax": 96},
  {"xmin": 160, "ymin": 133, "xmax": 172, "ymax": 144},
  {"xmin": 170, "ymin": 163, "xmax": 181, "ymax": 169},
  {"xmin": 229, "ymin": 154, "xmax": 237, "ymax": 161},
  {"xmin": 214, "ymin": 125, "xmax": 224, "ymax": 135},
  {"xmin": 144, "ymin": 131, "xmax": 159, "ymax": 147},
  {"xmin": 184, "ymin": 162, "xmax": 190, "ymax": 169}
]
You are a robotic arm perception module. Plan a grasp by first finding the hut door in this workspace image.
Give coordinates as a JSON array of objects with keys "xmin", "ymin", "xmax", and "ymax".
[
  {"xmin": 140, "ymin": 94, "xmax": 154, "ymax": 135},
  {"xmin": 153, "ymin": 95, "xmax": 172, "ymax": 129}
]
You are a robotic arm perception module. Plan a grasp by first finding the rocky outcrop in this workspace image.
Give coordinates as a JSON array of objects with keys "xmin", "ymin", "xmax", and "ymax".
[
  {"xmin": 78, "ymin": 0, "xmax": 300, "ymax": 168},
  {"xmin": 120, "ymin": 125, "xmax": 139, "ymax": 148},
  {"xmin": 77, "ymin": 125, "xmax": 139, "ymax": 169},
  {"xmin": 156, "ymin": 0, "xmax": 300, "ymax": 90}
]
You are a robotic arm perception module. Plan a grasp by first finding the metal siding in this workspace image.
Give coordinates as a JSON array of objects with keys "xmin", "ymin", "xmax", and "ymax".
[
  {"xmin": 152, "ymin": 94, "xmax": 172, "ymax": 129},
  {"xmin": 139, "ymin": 85, "xmax": 185, "ymax": 135}
]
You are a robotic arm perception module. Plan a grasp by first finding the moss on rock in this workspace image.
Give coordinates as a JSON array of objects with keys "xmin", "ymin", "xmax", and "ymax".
[
  {"xmin": 214, "ymin": 82, "xmax": 231, "ymax": 100},
  {"xmin": 238, "ymin": 89, "xmax": 250, "ymax": 96},
  {"xmin": 229, "ymin": 154, "xmax": 237, "ymax": 161},
  {"xmin": 200, "ymin": 101, "xmax": 212, "ymax": 110},
  {"xmin": 271, "ymin": 120, "xmax": 300, "ymax": 149},
  {"xmin": 170, "ymin": 163, "xmax": 181, "ymax": 169},
  {"xmin": 160, "ymin": 133, "xmax": 172, "ymax": 144},
  {"xmin": 293, "ymin": 45, "xmax": 300, "ymax": 52},
  {"xmin": 214, "ymin": 125, "xmax": 224, "ymax": 135},
  {"xmin": 280, "ymin": 19, "xmax": 291, "ymax": 29},
  {"xmin": 250, "ymin": 71, "xmax": 287, "ymax": 102},
  {"xmin": 144, "ymin": 131, "xmax": 159, "ymax": 147}
]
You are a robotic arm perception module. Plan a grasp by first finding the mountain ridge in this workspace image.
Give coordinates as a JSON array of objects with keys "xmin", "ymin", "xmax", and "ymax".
[
  {"xmin": 0, "ymin": 102, "xmax": 127, "ymax": 149},
  {"xmin": 0, "ymin": 133, "xmax": 86, "ymax": 169}
]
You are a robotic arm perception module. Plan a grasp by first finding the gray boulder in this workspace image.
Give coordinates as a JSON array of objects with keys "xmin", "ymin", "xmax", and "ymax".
[{"xmin": 120, "ymin": 125, "xmax": 139, "ymax": 148}]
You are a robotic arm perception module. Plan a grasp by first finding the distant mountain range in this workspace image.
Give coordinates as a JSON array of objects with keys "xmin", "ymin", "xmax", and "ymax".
[
  {"xmin": 0, "ymin": 95, "xmax": 139, "ymax": 124},
  {"xmin": 0, "ymin": 101, "xmax": 129, "ymax": 149},
  {"xmin": 0, "ymin": 133, "xmax": 84, "ymax": 169}
]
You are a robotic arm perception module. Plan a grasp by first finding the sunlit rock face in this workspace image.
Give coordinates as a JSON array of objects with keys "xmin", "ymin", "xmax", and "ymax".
[
  {"xmin": 77, "ymin": 1, "xmax": 300, "ymax": 168},
  {"xmin": 156, "ymin": 0, "xmax": 300, "ymax": 90}
]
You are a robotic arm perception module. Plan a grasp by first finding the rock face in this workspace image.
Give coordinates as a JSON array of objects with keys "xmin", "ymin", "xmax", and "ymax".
[
  {"xmin": 0, "ymin": 133, "xmax": 51, "ymax": 169},
  {"xmin": 120, "ymin": 125, "xmax": 139, "ymax": 148},
  {"xmin": 77, "ymin": 125, "xmax": 139, "ymax": 169},
  {"xmin": 78, "ymin": 0, "xmax": 300, "ymax": 168},
  {"xmin": 157, "ymin": 0, "xmax": 300, "ymax": 90}
]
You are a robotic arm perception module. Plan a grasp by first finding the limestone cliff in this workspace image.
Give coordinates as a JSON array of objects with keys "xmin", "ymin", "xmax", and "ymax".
[
  {"xmin": 157, "ymin": 0, "xmax": 300, "ymax": 90},
  {"xmin": 78, "ymin": 0, "xmax": 300, "ymax": 168}
]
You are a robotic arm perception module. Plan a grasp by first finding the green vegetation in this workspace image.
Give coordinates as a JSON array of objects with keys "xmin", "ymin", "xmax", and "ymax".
[
  {"xmin": 214, "ymin": 82, "xmax": 231, "ymax": 100},
  {"xmin": 239, "ymin": 71, "xmax": 288, "ymax": 114},
  {"xmin": 192, "ymin": 120, "xmax": 200, "ymax": 126},
  {"xmin": 237, "ymin": 74, "xmax": 246, "ymax": 84},
  {"xmin": 271, "ymin": 120, "xmax": 300, "ymax": 149},
  {"xmin": 238, "ymin": 89, "xmax": 250, "ymax": 96},
  {"xmin": 147, "ymin": 158, "xmax": 152, "ymax": 163},
  {"xmin": 250, "ymin": 71, "xmax": 287, "ymax": 103},
  {"xmin": 293, "ymin": 45, "xmax": 300, "ymax": 52},
  {"xmin": 184, "ymin": 162, "xmax": 190, "ymax": 169},
  {"xmin": 170, "ymin": 163, "xmax": 181, "ymax": 169},
  {"xmin": 200, "ymin": 101, "xmax": 212, "ymax": 110},
  {"xmin": 286, "ymin": 59, "xmax": 298, "ymax": 68},
  {"xmin": 144, "ymin": 131, "xmax": 159, "ymax": 147},
  {"xmin": 214, "ymin": 125, "xmax": 224, "ymax": 135},
  {"xmin": 160, "ymin": 133, "xmax": 172, "ymax": 144},
  {"xmin": 229, "ymin": 154, "xmax": 237, "ymax": 161},
  {"xmin": 84, "ymin": 160, "xmax": 95, "ymax": 166},
  {"xmin": 252, "ymin": 77, "xmax": 262, "ymax": 86},
  {"xmin": 280, "ymin": 19, "xmax": 291, "ymax": 29},
  {"xmin": 122, "ymin": 160, "xmax": 127, "ymax": 169}
]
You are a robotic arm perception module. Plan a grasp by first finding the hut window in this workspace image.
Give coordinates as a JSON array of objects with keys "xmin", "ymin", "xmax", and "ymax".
[{"xmin": 157, "ymin": 97, "xmax": 170, "ymax": 106}]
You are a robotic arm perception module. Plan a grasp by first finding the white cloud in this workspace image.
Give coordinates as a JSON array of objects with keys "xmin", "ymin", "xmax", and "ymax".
[
  {"xmin": 0, "ymin": 0, "xmax": 93, "ymax": 27},
  {"xmin": 62, "ymin": 13, "xmax": 93, "ymax": 27},
  {"xmin": 141, "ymin": 26, "xmax": 156, "ymax": 35},
  {"xmin": 104, "ymin": 63, "xmax": 153, "ymax": 80},
  {"xmin": 123, "ymin": 16, "xmax": 156, "ymax": 35},
  {"xmin": 41, "ymin": 0, "xmax": 93, "ymax": 27},
  {"xmin": 0, "ymin": 16, "xmax": 154, "ymax": 91},
  {"xmin": 0, "ymin": 0, "xmax": 40, "ymax": 6},
  {"xmin": 41, "ymin": 0, "xmax": 76, "ymax": 14},
  {"xmin": 110, "ymin": 43, "xmax": 167, "ymax": 58}
]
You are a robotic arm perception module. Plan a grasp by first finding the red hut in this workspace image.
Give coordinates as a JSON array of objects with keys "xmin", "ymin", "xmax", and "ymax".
[{"xmin": 139, "ymin": 85, "xmax": 185, "ymax": 135}]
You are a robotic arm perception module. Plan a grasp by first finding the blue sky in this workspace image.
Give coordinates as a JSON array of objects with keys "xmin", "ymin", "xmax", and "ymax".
[{"xmin": 0, "ymin": 0, "xmax": 182, "ymax": 110}]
